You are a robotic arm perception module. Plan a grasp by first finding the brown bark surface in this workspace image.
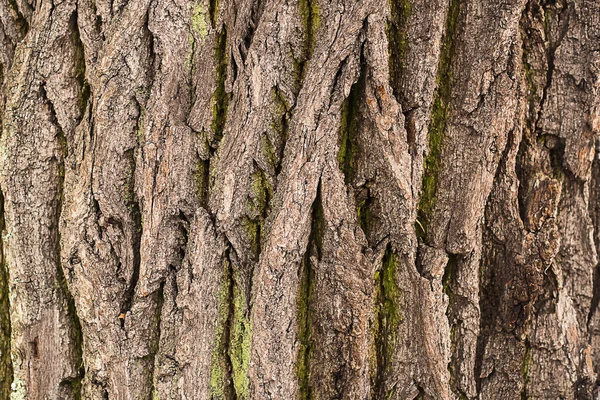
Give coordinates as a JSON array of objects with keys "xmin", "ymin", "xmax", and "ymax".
[{"xmin": 0, "ymin": 0, "xmax": 599, "ymax": 398}]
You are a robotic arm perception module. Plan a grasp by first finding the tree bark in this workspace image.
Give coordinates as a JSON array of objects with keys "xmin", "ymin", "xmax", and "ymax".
[{"xmin": 0, "ymin": 0, "xmax": 599, "ymax": 398}]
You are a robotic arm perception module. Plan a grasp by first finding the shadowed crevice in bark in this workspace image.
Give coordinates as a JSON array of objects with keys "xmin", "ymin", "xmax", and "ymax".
[
  {"xmin": 0, "ymin": 190, "xmax": 12, "ymax": 398},
  {"xmin": 69, "ymin": 10, "xmax": 90, "ymax": 122},
  {"xmin": 56, "ymin": 196, "xmax": 85, "ymax": 398},
  {"xmin": 269, "ymin": 86, "xmax": 291, "ymax": 175},
  {"xmin": 210, "ymin": 249, "xmax": 237, "ymax": 400},
  {"xmin": 386, "ymin": 0, "xmax": 410, "ymax": 101},
  {"xmin": 147, "ymin": 281, "xmax": 165, "ymax": 399},
  {"xmin": 196, "ymin": 158, "xmax": 211, "ymax": 209},
  {"xmin": 198, "ymin": 23, "xmax": 230, "ymax": 213},
  {"xmin": 143, "ymin": 10, "xmax": 158, "ymax": 99},
  {"xmin": 386, "ymin": 0, "xmax": 417, "ymax": 156},
  {"xmin": 295, "ymin": 0, "xmax": 320, "ymax": 91},
  {"xmin": 442, "ymin": 252, "xmax": 473, "ymax": 399},
  {"xmin": 416, "ymin": 0, "xmax": 460, "ymax": 239},
  {"xmin": 210, "ymin": 245, "xmax": 252, "ymax": 400},
  {"xmin": 515, "ymin": 0, "xmax": 564, "ymax": 333},
  {"xmin": 211, "ymin": 24, "xmax": 230, "ymax": 147},
  {"xmin": 245, "ymin": 166, "xmax": 272, "ymax": 262},
  {"xmin": 45, "ymin": 84, "xmax": 85, "ymax": 398},
  {"xmin": 520, "ymin": 338, "xmax": 532, "ymax": 400},
  {"xmin": 296, "ymin": 180, "xmax": 324, "ymax": 400},
  {"xmin": 7, "ymin": 0, "xmax": 29, "ymax": 37},
  {"xmin": 228, "ymin": 265, "xmax": 252, "ymax": 399},
  {"xmin": 208, "ymin": 0, "xmax": 219, "ymax": 28},
  {"xmin": 474, "ymin": 126, "xmax": 518, "ymax": 395},
  {"xmin": 55, "ymin": 252, "xmax": 85, "ymax": 399},
  {"xmin": 119, "ymin": 147, "xmax": 142, "ymax": 326},
  {"xmin": 371, "ymin": 244, "xmax": 402, "ymax": 399},
  {"xmin": 588, "ymin": 261, "xmax": 600, "ymax": 325},
  {"xmin": 415, "ymin": 0, "xmax": 461, "ymax": 389},
  {"xmin": 235, "ymin": 0, "xmax": 265, "ymax": 66},
  {"xmin": 589, "ymin": 139, "xmax": 600, "ymax": 324},
  {"xmin": 335, "ymin": 47, "xmax": 380, "ymax": 244},
  {"xmin": 337, "ymin": 61, "xmax": 364, "ymax": 187}
]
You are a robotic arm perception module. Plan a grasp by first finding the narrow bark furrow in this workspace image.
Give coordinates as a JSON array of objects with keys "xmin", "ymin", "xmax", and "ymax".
[
  {"xmin": 415, "ymin": 0, "xmax": 460, "ymax": 235},
  {"xmin": 334, "ymin": 30, "xmax": 404, "ymax": 399},
  {"xmin": 479, "ymin": 114, "xmax": 527, "ymax": 398},
  {"xmin": 590, "ymin": 138, "xmax": 600, "ymax": 385},
  {"xmin": 387, "ymin": 0, "xmax": 449, "ymax": 202},
  {"xmin": 0, "ymin": 190, "xmax": 12, "ymax": 398},
  {"xmin": 296, "ymin": 195, "xmax": 317, "ymax": 399},
  {"xmin": 211, "ymin": 24, "xmax": 230, "ymax": 147},
  {"xmin": 5, "ymin": 0, "xmax": 29, "ymax": 39},
  {"xmin": 210, "ymin": 250, "xmax": 238, "ymax": 400},
  {"xmin": 310, "ymin": 130, "xmax": 374, "ymax": 399},
  {"xmin": 296, "ymin": 0, "xmax": 319, "ymax": 90},
  {"xmin": 371, "ymin": 245, "xmax": 401, "ymax": 399},
  {"xmin": 53, "ymin": 85, "xmax": 85, "ymax": 398},
  {"xmin": 207, "ymin": 242, "xmax": 253, "ymax": 400}
]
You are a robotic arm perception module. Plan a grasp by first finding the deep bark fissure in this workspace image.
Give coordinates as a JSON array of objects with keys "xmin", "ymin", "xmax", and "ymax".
[
  {"xmin": 270, "ymin": 86, "xmax": 291, "ymax": 175},
  {"xmin": 474, "ymin": 125, "xmax": 519, "ymax": 394},
  {"xmin": 296, "ymin": 180, "xmax": 324, "ymax": 400},
  {"xmin": 520, "ymin": 338, "xmax": 532, "ymax": 400},
  {"xmin": 246, "ymin": 165, "xmax": 271, "ymax": 262},
  {"xmin": 147, "ymin": 281, "xmax": 165, "ymax": 400},
  {"xmin": 210, "ymin": 247, "xmax": 238, "ymax": 400},
  {"xmin": 371, "ymin": 244, "xmax": 401, "ymax": 400},
  {"xmin": 443, "ymin": 252, "xmax": 473, "ymax": 399},
  {"xmin": 517, "ymin": 1, "xmax": 539, "ymax": 228},
  {"xmin": 211, "ymin": 24, "xmax": 230, "ymax": 147},
  {"xmin": 119, "ymin": 147, "xmax": 142, "ymax": 325},
  {"xmin": 208, "ymin": 0, "xmax": 219, "ymax": 27},
  {"xmin": 7, "ymin": 0, "xmax": 29, "ymax": 37},
  {"xmin": 386, "ymin": 0, "xmax": 410, "ymax": 102},
  {"xmin": 588, "ymin": 139, "xmax": 600, "ymax": 324},
  {"xmin": 210, "ymin": 235, "xmax": 253, "ymax": 399},
  {"xmin": 416, "ymin": 0, "xmax": 461, "ymax": 238},
  {"xmin": 0, "ymin": 190, "xmax": 12, "ymax": 398},
  {"xmin": 337, "ymin": 69, "xmax": 363, "ymax": 186},
  {"xmin": 417, "ymin": 0, "xmax": 462, "ymax": 391},
  {"xmin": 295, "ymin": 0, "xmax": 320, "ymax": 91},
  {"xmin": 70, "ymin": 10, "xmax": 90, "ymax": 122},
  {"xmin": 43, "ymin": 82, "xmax": 85, "ymax": 398}
]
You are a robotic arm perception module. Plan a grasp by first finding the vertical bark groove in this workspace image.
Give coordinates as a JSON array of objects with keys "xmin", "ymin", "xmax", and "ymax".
[
  {"xmin": 0, "ymin": 191, "xmax": 11, "ymax": 398},
  {"xmin": 416, "ymin": 0, "xmax": 460, "ymax": 236}
]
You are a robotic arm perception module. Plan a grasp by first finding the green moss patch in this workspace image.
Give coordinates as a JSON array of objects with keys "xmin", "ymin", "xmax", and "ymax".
[{"xmin": 371, "ymin": 245, "xmax": 402, "ymax": 398}]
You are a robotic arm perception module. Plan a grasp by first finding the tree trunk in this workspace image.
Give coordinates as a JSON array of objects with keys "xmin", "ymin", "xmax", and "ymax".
[{"xmin": 0, "ymin": 0, "xmax": 599, "ymax": 398}]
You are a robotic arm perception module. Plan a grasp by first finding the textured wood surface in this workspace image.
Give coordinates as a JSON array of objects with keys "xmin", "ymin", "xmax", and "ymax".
[{"xmin": 0, "ymin": 0, "xmax": 599, "ymax": 398}]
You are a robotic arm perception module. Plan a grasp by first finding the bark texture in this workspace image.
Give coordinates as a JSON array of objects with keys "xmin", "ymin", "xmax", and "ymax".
[{"xmin": 0, "ymin": 0, "xmax": 599, "ymax": 398}]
